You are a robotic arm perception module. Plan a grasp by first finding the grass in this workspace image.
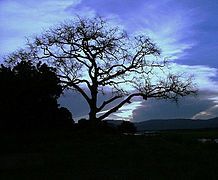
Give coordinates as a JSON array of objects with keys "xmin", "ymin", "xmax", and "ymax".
[{"xmin": 1, "ymin": 129, "xmax": 218, "ymax": 179}]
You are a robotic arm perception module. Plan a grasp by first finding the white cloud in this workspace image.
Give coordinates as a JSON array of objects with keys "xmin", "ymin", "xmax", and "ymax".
[
  {"xmin": 74, "ymin": 0, "xmax": 200, "ymax": 61},
  {"xmin": 108, "ymin": 101, "xmax": 142, "ymax": 121},
  {"xmin": 131, "ymin": 1, "xmax": 200, "ymax": 61},
  {"xmin": 192, "ymin": 105, "xmax": 218, "ymax": 119},
  {"xmin": 192, "ymin": 95, "xmax": 218, "ymax": 119},
  {"xmin": 0, "ymin": 0, "xmax": 80, "ymax": 56},
  {"xmin": 168, "ymin": 63, "xmax": 218, "ymax": 91}
]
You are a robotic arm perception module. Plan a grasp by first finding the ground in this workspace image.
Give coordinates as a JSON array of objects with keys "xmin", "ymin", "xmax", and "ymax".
[{"xmin": 1, "ymin": 129, "xmax": 218, "ymax": 179}]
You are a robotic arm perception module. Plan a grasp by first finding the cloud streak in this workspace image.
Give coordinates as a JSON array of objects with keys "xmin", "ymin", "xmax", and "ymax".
[
  {"xmin": 73, "ymin": 0, "xmax": 200, "ymax": 60},
  {"xmin": 0, "ymin": 0, "xmax": 80, "ymax": 56}
]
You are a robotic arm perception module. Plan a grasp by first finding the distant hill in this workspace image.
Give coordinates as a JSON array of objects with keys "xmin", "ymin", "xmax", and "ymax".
[
  {"xmin": 106, "ymin": 117, "xmax": 218, "ymax": 131},
  {"xmin": 135, "ymin": 117, "xmax": 218, "ymax": 131}
]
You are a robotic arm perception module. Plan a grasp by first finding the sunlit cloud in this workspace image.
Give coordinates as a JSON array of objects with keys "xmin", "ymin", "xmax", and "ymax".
[
  {"xmin": 192, "ymin": 105, "xmax": 218, "ymax": 120},
  {"xmin": 192, "ymin": 96, "xmax": 218, "ymax": 119},
  {"xmin": 169, "ymin": 63, "xmax": 218, "ymax": 91},
  {"xmin": 106, "ymin": 101, "xmax": 142, "ymax": 121}
]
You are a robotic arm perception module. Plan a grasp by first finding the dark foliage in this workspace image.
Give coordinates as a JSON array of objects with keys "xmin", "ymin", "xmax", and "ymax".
[
  {"xmin": 117, "ymin": 121, "xmax": 137, "ymax": 134},
  {"xmin": 75, "ymin": 118, "xmax": 118, "ymax": 134},
  {"xmin": 0, "ymin": 61, "xmax": 74, "ymax": 131}
]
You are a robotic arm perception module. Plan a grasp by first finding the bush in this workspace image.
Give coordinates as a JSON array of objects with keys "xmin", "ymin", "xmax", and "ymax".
[
  {"xmin": 117, "ymin": 121, "xmax": 137, "ymax": 134},
  {"xmin": 75, "ymin": 119, "xmax": 118, "ymax": 134}
]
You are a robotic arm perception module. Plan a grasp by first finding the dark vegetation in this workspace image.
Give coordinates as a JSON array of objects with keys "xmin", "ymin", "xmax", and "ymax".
[
  {"xmin": 0, "ymin": 58, "xmax": 138, "ymax": 131},
  {"xmin": 0, "ymin": 61, "xmax": 73, "ymax": 131},
  {"xmin": 2, "ymin": 61, "xmax": 217, "ymax": 180},
  {"xmin": 117, "ymin": 120, "xmax": 137, "ymax": 134},
  {"xmin": 1, "ymin": 129, "xmax": 218, "ymax": 179},
  {"xmin": 0, "ymin": 60, "xmax": 136, "ymax": 134}
]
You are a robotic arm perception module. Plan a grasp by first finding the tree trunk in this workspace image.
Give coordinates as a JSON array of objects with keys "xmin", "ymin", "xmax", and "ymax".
[
  {"xmin": 89, "ymin": 85, "xmax": 99, "ymax": 123},
  {"xmin": 89, "ymin": 65, "xmax": 99, "ymax": 123},
  {"xmin": 89, "ymin": 108, "xmax": 97, "ymax": 122}
]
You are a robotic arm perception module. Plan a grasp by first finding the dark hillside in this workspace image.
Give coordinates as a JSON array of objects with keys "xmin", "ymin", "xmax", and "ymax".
[{"xmin": 135, "ymin": 117, "xmax": 218, "ymax": 131}]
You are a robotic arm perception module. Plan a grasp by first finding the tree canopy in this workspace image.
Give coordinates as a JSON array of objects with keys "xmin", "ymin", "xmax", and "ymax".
[
  {"xmin": 0, "ymin": 61, "xmax": 73, "ymax": 130},
  {"xmin": 5, "ymin": 16, "xmax": 196, "ymax": 122}
]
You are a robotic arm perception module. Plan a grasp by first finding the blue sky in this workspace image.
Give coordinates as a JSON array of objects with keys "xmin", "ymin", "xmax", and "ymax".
[{"xmin": 0, "ymin": 0, "xmax": 218, "ymax": 121}]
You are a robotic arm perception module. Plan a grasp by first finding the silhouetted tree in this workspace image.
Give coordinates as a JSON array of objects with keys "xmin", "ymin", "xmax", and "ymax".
[
  {"xmin": 6, "ymin": 16, "xmax": 196, "ymax": 123},
  {"xmin": 117, "ymin": 121, "xmax": 137, "ymax": 134},
  {"xmin": 0, "ymin": 61, "xmax": 74, "ymax": 130}
]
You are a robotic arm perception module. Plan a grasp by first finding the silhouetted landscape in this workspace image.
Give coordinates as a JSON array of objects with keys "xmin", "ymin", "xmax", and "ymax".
[
  {"xmin": 1, "ymin": 58, "xmax": 218, "ymax": 180},
  {"xmin": 1, "ymin": 15, "xmax": 218, "ymax": 180}
]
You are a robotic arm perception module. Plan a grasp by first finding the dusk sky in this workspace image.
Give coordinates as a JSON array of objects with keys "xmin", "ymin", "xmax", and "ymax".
[{"xmin": 1, "ymin": 0, "xmax": 218, "ymax": 121}]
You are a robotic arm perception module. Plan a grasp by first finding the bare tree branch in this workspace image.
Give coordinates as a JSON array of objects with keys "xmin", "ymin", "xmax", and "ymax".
[
  {"xmin": 5, "ymin": 16, "xmax": 197, "ymax": 122},
  {"xmin": 97, "ymin": 95, "xmax": 123, "ymax": 112}
]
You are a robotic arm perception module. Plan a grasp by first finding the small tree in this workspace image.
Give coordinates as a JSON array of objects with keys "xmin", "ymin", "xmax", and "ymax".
[{"xmin": 6, "ymin": 16, "xmax": 196, "ymax": 123}]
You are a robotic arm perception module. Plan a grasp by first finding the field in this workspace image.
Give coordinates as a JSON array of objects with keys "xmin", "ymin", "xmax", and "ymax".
[{"xmin": 1, "ymin": 129, "xmax": 218, "ymax": 180}]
